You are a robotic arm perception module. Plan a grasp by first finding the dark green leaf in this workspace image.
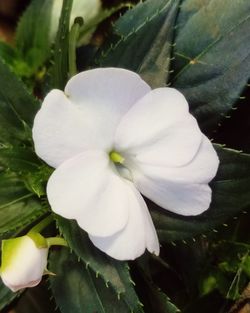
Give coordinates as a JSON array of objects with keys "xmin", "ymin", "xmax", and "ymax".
[
  {"xmin": 198, "ymin": 241, "xmax": 250, "ymax": 300},
  {"xmin": 0, "ymin": 144, "xmax": 51, "ymax": 197},
  {"xmin": 0, "ymin": 145, "xmax": 40, "ymax": 172},
  {"xmin": 0, "ymin": 41, "xmax": 18, "ymax": 67},
  {"xmin": 0, "ymin": 280, "xmax": 19, "ymax": 311},
  {"xmin": 152, "ymin": 145, "xmax": 250, "ymax": 242},
  {"xmin": 0, "ymin": 100, "xmax": 28, "ymax": 145},
  {"xmin": 50, "ymin": 248, "xmax": 143, "ymax": 313},
  {"xmin": 0, "ymin": 172, "xmax": 48, "ymax": 235},
  {"xmin": 0, "ymin": 58, "xmax": 44, "ymax": 187},
  {"xmin": 15, "ymin": 0, "xmax": 53, "ymax": 74},
  {"xmin": 171, "ymin": 0, "xmax": 250, "ymax": 134},
  {"xmin": 56, "ymin": 217, "xmax": 143, "ymax": 312},
  {"xmin": 51, "ymin": 0, "xmax": 73, "ymax": 89},
  {"xmin": 99, "ymin": 0, "xmax": 180, "ymax": 87},
  {"xmin": 141, "ymin": 278, "xmax": 180, "ymax": 313},
  {"xmin": 0, "ymin": 58, "xmax": 40, "ymax": 131},
  {"xmin": 11, "ymin": 282, "xmax": 58, "ymax": 313}
]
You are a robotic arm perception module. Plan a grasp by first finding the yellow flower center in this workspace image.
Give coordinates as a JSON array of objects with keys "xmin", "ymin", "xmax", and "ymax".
[{"xmin": 109, "ymin": 151, "xmax": 125, "ymax": 164}]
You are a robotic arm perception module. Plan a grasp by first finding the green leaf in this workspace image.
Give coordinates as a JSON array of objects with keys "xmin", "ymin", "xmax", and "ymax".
[
  {"xmin": 0, "ymin": 171, "xmax": 48, "ymax": 235},
  {"xmin": 152, "ymin": 145, "xmax": 250, "ymax": 242},
  {"xmin": 0, "ymin": 101, "xmax": 28, "ymax": 145},
  {"xmin": 199, "ymin": 241, "xmax": 250, "ymax": 300},
  {"xmin": 15, "ymin": 0, "xmax": 53, "ymax": 74},
  {"xmin": 0, "ymin": 41, "xmax": 18, "ymax": 67},
  {"xmin": 56, "ymin": 217, "xmax": 143, "ymax": 312},
  {"xmin": 10, "ymin": 282, "xmax": 57, "ymax": 313},
  {"xmin": 0, "ymin": 58, "xmax": 40, "ymax": 132},
  {"xmin": 0, "ymin": 145, "xmax": 40, "ymax": 172},
  {"xmin": 50, "ymin": 248, "xmax": 143, "ymax": 313},
  {"xmin": 171, "ymin": 0, "xmax": 250, "ymax": 134},
  {"xmin": 51, "ymin": 0, "xmax": 73, "ymax": 89},
  {"xmin": 141, "ymin": 278, "xmax": 180, "ymax": 313},
  {"xmin": 0, "ymin": 144, "xmax": 52, "ymax": 197},
  {"xmin": 0, "ymin": 58, "xmax": 44, "ymax": 187},
  {"xmin": 99, "ymin": 0, "xmax": 181, "ymax": 87},
  {"xmin": 0, "ymin": 280, "xmax": 20, "ymax": 311}
]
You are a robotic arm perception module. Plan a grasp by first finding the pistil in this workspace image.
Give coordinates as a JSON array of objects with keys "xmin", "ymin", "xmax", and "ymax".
[{"xmin": 109, "ymin": 151, "xmax": 125, "ymax": 164}]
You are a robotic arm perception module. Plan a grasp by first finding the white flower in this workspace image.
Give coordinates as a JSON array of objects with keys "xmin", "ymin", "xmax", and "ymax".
[
  {"xmin": 32, "ymin": 68, "xmax": 219, "ymax": 260},
  {"xmin": 0, "ymin": 235, "xmax": 48, "ymax": 292}
]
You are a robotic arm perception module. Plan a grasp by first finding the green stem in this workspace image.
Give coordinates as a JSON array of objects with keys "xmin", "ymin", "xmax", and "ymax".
[
  {"xmin": 68, "ymin": 17, "xmax": 83, "ymax": 77},
  {"xmin": 46, "ymin": 237, "xmax": 68, "ymax": 247},
  {"xmin": 29, "ymin": 215, "xmax": 54, "ymax": 234}
]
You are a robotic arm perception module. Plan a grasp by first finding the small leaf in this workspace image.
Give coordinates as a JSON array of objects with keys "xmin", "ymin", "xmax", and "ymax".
[
  {"xmin": 56, "ymin": 217, "xmax": 143, "ymax": 312},
  {"xmin": 51, "ymin": 0, "xmax": 73, "ymax": 89},
  {"xmin": 0, "ymin": 144, "xmax": 52, "ymax": 197},
  {"xmin": 50, "ymin": 248, "xmax": 143, "ymax": 313},
  {"xmin": 171, "ymin": 0, "xmax": 250, "ymax": 134},
  {"xmin": 0, "ymin": 58, "xmax": 47, "ymax": 194},
  {"xmin": 152, "ymin": 145, "xmax": 250, "ymax": 242},
  {"xmin": 99, "ymin": 0, "xmax": 181, "ymax": 87},
  {"xmin": 141, "ymin": 278, "xmax": 180, "ymax": 313},
  {"xmin": 0, "ymin": 41, "xmax": 19, "ymax": 67},
  {"xmin": 0, "ymin": 145, "xmax": 40, "ymax": 172},
  {"xmin": 0, "ymin": 58, "xmax": 40, "ymax": 131},
  {"xmin": 0, "ymin": 171, "xmax": 48, "ymax": 235},
  {"xmin": 15, "ymin": 0, "xmax": 53, "ymax": 74}
]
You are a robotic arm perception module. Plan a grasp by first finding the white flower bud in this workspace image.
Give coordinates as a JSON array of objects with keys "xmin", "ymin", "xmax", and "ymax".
[
  {"xmin": 50, "ymin": 0, "xmax": 101, "ymax": 43},
  {"xmin": 0, "ymin": 234, "xmax": 48, "ymax": 292}
]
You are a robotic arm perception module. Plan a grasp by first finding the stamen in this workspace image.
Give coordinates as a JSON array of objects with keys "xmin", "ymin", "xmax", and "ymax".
[{"xmin": 109, "ymin": 151, "xmax": 125, "ymax": 164}]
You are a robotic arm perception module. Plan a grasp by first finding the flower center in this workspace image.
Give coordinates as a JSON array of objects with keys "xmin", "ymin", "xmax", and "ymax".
[
  {"xmin": 109, "ymin": 151, "xmax": 125, "ymax": 164},
  {"xmin": 109, "ymin": 150, "xmax": 133, "ymax": 181}
]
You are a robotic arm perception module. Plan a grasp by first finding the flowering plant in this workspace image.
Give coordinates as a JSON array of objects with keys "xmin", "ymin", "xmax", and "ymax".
[{"xmin": 0, "ymin": 0, "xmax": 250, "ymax": 312}]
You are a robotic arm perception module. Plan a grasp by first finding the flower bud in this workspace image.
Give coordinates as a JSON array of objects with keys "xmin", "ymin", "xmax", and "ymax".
[{"xmin": 0, "ymin": 234, "xmax": 48, "ymax": 292}]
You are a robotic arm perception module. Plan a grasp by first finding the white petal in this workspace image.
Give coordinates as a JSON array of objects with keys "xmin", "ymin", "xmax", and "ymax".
[
  {"xmin": 134, "ymin": 170, "xmax": 212, "ymax": 216},
  {"xmin": 65, "ymin": 68, "xmax": 150, "ymax": 151},
  {"xmin": 89, "ymin": 183, "xmax": 159, "ymax": 260},
  {"xmin": 33, "ymin": 90, "xmax": 94, "ymax": 167},
  {"xmin": 47, "ymin": 150, "xmax": 129, "ymax": 237},
  {"xmin": 132, "ymin": 136, "xmax": 219, "ymax": 184},
  {"xmin": 33, "ymin": 69, "xmax": 150, "ymax": 167},
  {"xmin": 115, "ymin": 88, "xmax": 202, "ymax": 167}
]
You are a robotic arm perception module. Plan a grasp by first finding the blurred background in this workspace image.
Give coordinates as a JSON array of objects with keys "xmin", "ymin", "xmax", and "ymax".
[
  {"xmin": 0, "ymin": 0, "xmax": 137, "ymax": 44},
  {"xmin": 0, "ymin": 0, "xmax": 28, "ymax": 44}
]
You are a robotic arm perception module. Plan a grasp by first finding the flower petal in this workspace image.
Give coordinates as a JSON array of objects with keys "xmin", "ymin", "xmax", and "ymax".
[
  {"xmin": 65, "ymin": 69, "xmax": 150, "ymax": 151},
  {"xmin": 115, "ymin": 88, "xmax": 202, "ymax": 167},
  {"xmin": 127, "ymin": 136, "xmax": 219, "ymax": 216},
  {"xmin": 33, "ymin": 90, "xmax": 93, "ymax": 167},
  {"xmin": 132, "ymin": 136, "xmax": 219, "ymax": 184},
  {"xmin": 47, "ymin": 150, "xmax": 129, "ymax": 237},
  {"xmin": 33, "ymin": 68, "xmax": 150, "ymax": 167},
  {"xmin": 89, "ymin": 183, "xmax": 159, "ymax": 260},
  {"xmin": 134, "ymin": 168, "xmax": 212, "ymax": 216}
]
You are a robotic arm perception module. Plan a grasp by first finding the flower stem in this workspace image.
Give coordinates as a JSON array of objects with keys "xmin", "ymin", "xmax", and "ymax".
[
  {"xmin": 46, "ymin": 237, "xmax": 68, "ymax": 247},
  {"xmin": 68, "ymin": 17, "xmax": 83, "ymax": 77},
  {"xmin": 28, "ymin": 215, "xmax": 54, "ymax": 234}
]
